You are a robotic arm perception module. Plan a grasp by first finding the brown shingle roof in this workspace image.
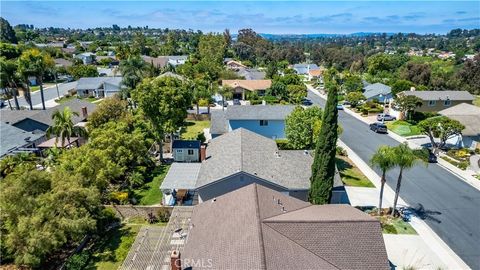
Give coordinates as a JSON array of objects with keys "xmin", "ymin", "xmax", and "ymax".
[
  {"xmin": 439, "ymin": 103, "xmax": 480, "ymax": 136},
  {"xmin": 183, "ymin": 184, "xmax": 390, "ymax": 270},
  {"xmin": 222, "ymin": 79, "xmax": 272, "ymax": 91}
]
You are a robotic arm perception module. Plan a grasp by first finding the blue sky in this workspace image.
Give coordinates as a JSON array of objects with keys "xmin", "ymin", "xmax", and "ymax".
[{"xmin": 1, "ymin": 1, "xmax": 479, "ymax": 34}]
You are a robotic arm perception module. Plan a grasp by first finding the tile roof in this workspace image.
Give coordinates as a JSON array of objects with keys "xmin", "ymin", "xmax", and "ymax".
[
  {"xmin": 439, "ymin": 103, "xmax": 480, "ymax": 136},
  {"xmin": 196, "ymin": 128, "xmax": 312, "ymax": 190},
  {"xmin": 160, "ymin": 162, "xmax": 201, "ymax": 190},
  {"xmin": 172, "ymin": 140, "xmax": 201, "ymax": 149},
  {"xmin": 183, "ymin": 184, "xmax": 390, "ymax": 270},
  {"xmin": 308, "ymin": 69, "xmax": 323, "ymax": 77},
  {"xmin": 76, "ymin": 77, "xmax": 122, "ymax": 90},
  {"xmin": 401, "ymin": 90, "xmax": 474, "ymax": 101},
  {"xmin": 222, "ymin": 80, "xmax": 272, "ymax": 91},
  {"xmin": 0, "ymin": 123, "xmax": 44, "ymax": 157}
]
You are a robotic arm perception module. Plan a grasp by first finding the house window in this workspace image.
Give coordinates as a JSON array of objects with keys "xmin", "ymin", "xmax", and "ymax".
[
  {"xmin": 187, "ymin": 149, "xmax": 194, "ymax": 155},
  {"xmin": 428, "ymin": 100, "xmax": 436, "ymax": 106},
  {"xmin": 444, "ymin": 100, "xmax": 451, "ymax": 106},
  {"xmin": 176, "ymin": 149, "xmax": 183, "ymax": 153},
  {"xmin": 260, "ymin": 120, "xmax": 269, "ymax": 126}
]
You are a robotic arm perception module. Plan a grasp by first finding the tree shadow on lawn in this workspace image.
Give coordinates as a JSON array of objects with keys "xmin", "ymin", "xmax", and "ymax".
[{"xmin": 335, "ymin": 157, "xmax": 353, "ymax": 171}]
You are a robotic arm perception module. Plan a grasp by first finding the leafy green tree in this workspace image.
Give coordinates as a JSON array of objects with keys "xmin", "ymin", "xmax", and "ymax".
[
  {"xmin": 0, "ymin": 43, "xmax": 21, "ymax": 59},
  {"xmin": 286, "ymin": 84, "xmax": 307, "ymax": 104},
  {"xmin": 119, "ymin": 55, "xmax": 147, "ymax": 96},
  {"xmin": 309, "ymin": 84, "xmax": 339, "ymax": 204},
  {"xmin": 392, "ymin": 94, "xmax": 423, "ymax": 120},
  {"xmin": 456, "ymin": 54, "xmax": 480, "ymax": 95},
  {"xmin": 285, "ymin": 106, "xmax": 323, "ymax": 149},
  {"xmin": 67, "ymin": 64, "xmax": 99, "ymax": 80},
  {"xmin": 46, "ymin": 107, "xmax": 87, "ymax": 147},
  {"xmin": 370, "ymin": 146, "xmax": 396, "ymax": 215},
  {"xmin": 88, "ymin": 96, "xmax": 128, "ymax": 129},
  {"xmin": 217, "ymin": 85, "xmax": 233, "ymax": 111},
  {"xmin": 17, "ymin": 48, "xmax": 55, "ymax": 110},
  {"xmin": 266, "ymin": 81, "xmax": 287, "ymax": 99},
  {"xmin": 0, "ymin": 17, "xmax": 17, "ymax": 43},
  {"xmin": 391, "ymin": 143, "xmax": 419, "ymax": 216},
  {"xmin": 401, "ymin": 62, "xmax": 431, "ymax": 86},
  {"xmin": 345, "ymin": 91, "xmax": 365, "ymax": 108},
  {"xmin": 133, "ymin": 76, "xmax": 192, "ymax": 160},
  {"xmin": 391, "ymin": 79, "xmax": 415, "ymax": 97},
  {"xmin": 417, "ymin": 116, "xmax": 465, "ymax": 153},
  {"xmin": 0, "ymin": 57, "xmax": 21, "ymax": 109},
  {"xmin": 342, "ymin": 73, "xmax": 363, "ymax": 93}
]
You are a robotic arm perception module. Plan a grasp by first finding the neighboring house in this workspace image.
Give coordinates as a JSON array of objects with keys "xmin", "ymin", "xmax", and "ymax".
[
  {"xmin": 210, "ymin": 105, "xmax": 295, "ymax": 139},
  {"xmin": 195, "ymin": 128, "xmax": 313, "ymax": 202},
  {"xmin": 400, "ymin": 90, "xmax": 474, "ymax": 112},
  {"xmin": 1, "ymin": 99, "xmax": 96, "ymax": 132},
  {"xmin": 226, "ymin": 60, "xmax": 247, "ymax": 70},
  {"xmin": 0, "ymin": 123, "xmax": 44, "ymax": 158},
  {"xmin": 236, "ymin": 68, "xmax": 266, "ymax": 80},
  {"xmin": 76, "ymin": 77, "xmax": 123, "ymax": 98},
  {"xmin": 141, "ymin": 55, "xmax": 169, "ymax": 68},
  {"xmin": 95, "ymin": 55, "xmax": 119, "ymax": 66},
  {"xmin": 182, "ymin": 183, "xmax": 390, "ymax": 270},
  {"xmin": 292, "ymin": 63, "xmax": 320, "ymax": 75},
  {"xmin": 439, "ymin": 103, "xmax": 480, "ymax": 150},
  {"xmin": 363, "ymin": 82, "xmax": 392, "ymax": 102},
  {"xmin": 54, "ymin": 58, "xmax": 73, "ymax": 68},
  {"xmin": 158, "ymin": 72, "xmax": 185, "ymax": 81},
  {"xmin": 308, "ymin": 68, "xmax": 323, "ymax": 81},
  {"xmin": 172, "ymin": 140, "xmax": 201, "ymax": 162},
  {"xmin": 74, "ymin": 52, "xmax": 95, "ymax": 64},
  {"xmin": 167, "ymin": 55, "xmax": 188, "ymax": 66},
  {"xmin": 222, "ymin": 79, "xmax": 272, "ymax": 100},
  {"xmin": 160, "ymin": 162, "xmax": 202, "ymax": 206}
]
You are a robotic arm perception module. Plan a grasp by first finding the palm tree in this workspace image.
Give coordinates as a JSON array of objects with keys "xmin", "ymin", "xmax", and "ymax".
[
  {"xmin": 46, "ymin": 107, "xmax": 87, "ymax": 148},
  {"xmin": 391, "ymin": 143, "xmax": 419, "ymax": 216},
  {"xmin": 370, "ymin": 145, "xmax": 396, "ymax": 215},
  {"xmin": 119, "ymin": 55, "xmax": 147, "ymax": 97},
  {"xmin": 0, "ymin": 58, "xmax": 20, "ymax": 110},
  {"xmin": 217, "ymin": 85, "xmax": 233, "ymax": 111},
  {"xmin": 17, "ymin": 49, "xmax": 55, "ymax": 110}
]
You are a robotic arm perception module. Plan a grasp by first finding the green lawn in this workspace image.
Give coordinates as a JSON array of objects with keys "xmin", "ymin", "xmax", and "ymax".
[
  {"xmin": 335, "ymin": 156, "xmax": 375, "ymax": 187},
  {"xmin": 55, "ymin": 95, "xmax": 77, "ymax": 104},
  {"xmin": 180, "ymin": 120, "xmax": 210, "ymax": 140},
  {"xmin": 132, "ymin": 165, "xmax": 170, "ymax": 205},
  {"xmin": 30, "ymin": 85, "xmax": 40, "ymax": 92},
  {"xmin": 379, "ymin": 216, "xmax": 417, "ymax": 235},
  {"xmin": 386, "ymin": 120, "xmax": 422, "ymax": 137},
  {"xmin": 474, "ymin": 96, "xmax": 480, "ymax": 107}
]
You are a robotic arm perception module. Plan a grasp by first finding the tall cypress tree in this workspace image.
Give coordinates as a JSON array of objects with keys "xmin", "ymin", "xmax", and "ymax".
[{"xmin": 309, "ymin": 84, "xmax": 339, "ymax": 204}]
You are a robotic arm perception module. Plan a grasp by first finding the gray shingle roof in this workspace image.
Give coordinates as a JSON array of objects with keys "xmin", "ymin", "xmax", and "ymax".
[
  {"xmin": 210, "ymin": 110, "xmax": 228, "ymax": 135},
  {"xmin": 402, "ymin": 90, "xmax": 474, "ymax": 101},
  {"xmin": 76, "ymin": 77, "xmax": 122, "ymax": 90},
  {"xmin": 363, "ymin": 83, "xmax": 392, "ymax": 99},
  {"xmin": 196, "ymin": 128, "xmax": 312, "ymax": 190},
  {"xmin": 293, "ymin": 64, "xmax": 320, "ymax": 75},
  {"xmin": 226, "ymin": 105, "xmax": 296, "ymax": 120},
  {"xmin": 439, "ymin": 103, "xmax": 480, "ymax": 136},
  {"xmin": 1, "ymin": 110, "xmax": 38, "ymax": 125},
  {"xmin": 183, "ymin": 184, "xmax": 390, "ymax": 270},
  {"xmin": 160, "ymin": 163, "xmax": 201, "ymax": 190},
  {"xmin": 0, "ymin": 123, "xmax": 44, "ymax": 157},
  {"xmin": 236, "ymin": 68, "xmax": 266, "ymax": 80}
]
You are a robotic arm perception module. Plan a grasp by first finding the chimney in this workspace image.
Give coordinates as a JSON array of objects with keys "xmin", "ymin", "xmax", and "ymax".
[
  {"xmin": 81, "ymin": 107, "xmax": 88, "ymax": 118},
  {"xmin": 170, "ymin": 250, "xmax": 181, "ymax": 270},
  {"xmin": 200, "ymin": 144, "xmax": 206, "ymax": 161},
  {"xmin": 410, "ymin": 87, "xmax": 416, "ymax": 92}
]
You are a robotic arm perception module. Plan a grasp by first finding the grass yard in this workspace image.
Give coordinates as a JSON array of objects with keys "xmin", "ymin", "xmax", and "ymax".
[
  {"xmin": 386, "ymin": 120, "xmax": 422, "ymax": 137},
  {"xmin": 180, "ymin": 120, "xmax": 210, "ymax": 140},
  {"xmin": 30, "ymin": 85, "xmax": 40, "ymax": 92},
  {"xmin": 55, "ymin": 95, "xmax": 77, "ymax": 104},
  {"xmin": 335, "ymin": 156, "xmax": 375, "ymax": 188},
  {"xmin": 378, "ymin": 216, "xmax": 417, "ymax": 235},
  {"xmin": 132, "ymin": 165, "xmax": 170, "ymax": 205}
]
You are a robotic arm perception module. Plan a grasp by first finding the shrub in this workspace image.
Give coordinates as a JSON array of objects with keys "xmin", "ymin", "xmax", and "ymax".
[
  {"xmin": 382, "ymin": 224, "xmax": 398, "ymax": 234},
  {"xmin": 198, "ymin": 98, "xmax": 209, "ymax": 107},
  {"xmin": 157, "ymin": 208, "xmax": 171, "ymax": 223},
  {"xmin": 196, "ymin": 133, "xmax": 206, "ymax": 143},
  {"xmin": 336, "ymin": 146, "xmax": 347, "ymax": 156},
  {"xmin": 65, "ymin": 251, "xmax": 90, "ymax": 270},
  {"xmin": 109, "ymin": 192, "xmax": 129, "ymax": 204},
  {"xmin": 276, "ymin": 139, "xmax": 292, "ymax": 150},
  {"xmin": 413, "ymin": 149, "xmax": 430, "ymax": 163}
]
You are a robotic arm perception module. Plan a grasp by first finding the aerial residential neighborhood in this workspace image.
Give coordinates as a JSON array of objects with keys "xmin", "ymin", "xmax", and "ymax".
[{"xmin": 0, "ymin": 1, "xmax": 479, "ymax": 270}]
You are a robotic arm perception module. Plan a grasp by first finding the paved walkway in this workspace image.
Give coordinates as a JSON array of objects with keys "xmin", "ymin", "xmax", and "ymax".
[{"xmin": 120, "ymin": 207, "xmax": 194, "ymax": 270}]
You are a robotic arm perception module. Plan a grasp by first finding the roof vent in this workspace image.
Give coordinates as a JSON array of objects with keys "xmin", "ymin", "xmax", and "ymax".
[
  {"xmin": 274, "ymin": 151, "xmax": 281, "ymax": 158},
  {"xmin": 304, "ymin": 150, "xmax": 309, "ymax": 155},
  {"xmin": 282, "ymin": 207, "xmax": 286, "ymax": 213},
  {"xmin": 277, "ymin": 199, "xmax": 282, "ymax": 205},
  {"xmin": 212, "ymin": 198, "xmax": 216, "ymax": 203}
]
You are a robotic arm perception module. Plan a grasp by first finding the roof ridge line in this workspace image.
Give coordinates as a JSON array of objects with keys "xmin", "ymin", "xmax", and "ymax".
[
  {"xmin": 254, "ymin": 184, "xmax": 268, "ymax": 270},
  {"xmin": 263, "ymin": 219, "xmax": 378, "ymax": 224},
  {"xmin": 262, "ymin": 222, "xmax": 342, "ymax": 270},
  {"xmin": 261, "ymin": 204, "xmax": 312, "ymax": 221}
]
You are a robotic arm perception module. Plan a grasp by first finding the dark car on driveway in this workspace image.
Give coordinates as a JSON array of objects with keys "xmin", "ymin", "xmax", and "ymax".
[
  {"xmin": 377, "ymin": 114, "xmax": 396, "ymax": 121},
  {"xmin": 369, "ymin": 122, "xmax": 388, "ymax": 133},
  {"xmin": 233, "ymin": 99, "xmax": 241, "ymax": 105},
  {"xmin": 302, "ymin": 99, "xmax": 313, "ymax": 106}
]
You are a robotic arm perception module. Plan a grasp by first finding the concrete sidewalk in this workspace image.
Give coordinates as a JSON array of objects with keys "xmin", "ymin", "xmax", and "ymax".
[{"xmin": 339, "ymin": 140, "xmax": 470, "ymax": 270}]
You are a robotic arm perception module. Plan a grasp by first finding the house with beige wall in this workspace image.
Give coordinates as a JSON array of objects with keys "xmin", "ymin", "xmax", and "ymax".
[
  {"xmin": 399, "ymin": 90, "xmax": 474, "ymax": 113},
  {"xmin": 221, "ymin": 79, "xmax": 272, "ymax": 100}
]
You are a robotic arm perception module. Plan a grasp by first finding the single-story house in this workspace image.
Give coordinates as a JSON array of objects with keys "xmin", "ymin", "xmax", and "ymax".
[
  {"xmin": 54, "ymin": 58, "xmax": 73, "ymax": 68},
  {"xmin": 221, "ymin": 79, "xmax": 272, "ymax": 100},
  {"xmin": 439, "ymin": 103, "xmax": 480, "ymax": 150},
  {"xmin": 195, "ymin": 128, "xmax": 313, "ymax": 202},
  {"xmin": 95, "ymin": 55, "xmax": 119, "ymax": 66},
  {"xmin": 160, "ymin": 162, "xmax": 202, "ymax": 206},
  {"xmin": 76, "ymin": 77, "xmax": 123, "ymax": 98},
  {"xmin": 308, "ymin": 68, "xmax": 323, "ymax": 81},
  {"xmin": 182, "ymin": 184, "xmax": 390, "ymax": 270},
  {"xmin": 166, "ymin": 55, "xmax": 188, "ymax": 66},
  {"xmin": 1, "ymin": 99, "xmax": 96, "ymax": 132},
  {"xmin": 210, "ymin": 105, "xmax": 295, "ymax": 139},
  {"xmin": 226, "ymin": 60, "xmax": 247, "ymax": 70},
  {"xmin": 172, "ymin": 140, "xmax": 201, "ymax": 162},
  {"xmin": 141, "ymin": 55, "xmax": 169, "ymax": 68},
  {"xmin": 0, "ymin": 123, "xmax": 44, "ymax": 158},
  {"xmin": 236, "ymin": 68, "xmax": 266, "ymax": 80},
  {"xmin": 400, "ymin": 90, "xmax": 474, "ymax": 112},
  {"xmin": 363, "ymin": 82, "xmax": 392, "ymax": 102},
  {"xmin": 292, "ymin": 63, "xmax": 320, "ymax": 75},
  {"xmin": 74, "ymin": 52, "xmax": 95, "ymax": 65}
]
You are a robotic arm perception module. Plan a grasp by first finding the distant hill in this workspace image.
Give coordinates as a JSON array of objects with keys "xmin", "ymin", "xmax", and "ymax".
[{"xmin": 231, "ymin": 32, "xmax": 396, "ymax": 40}]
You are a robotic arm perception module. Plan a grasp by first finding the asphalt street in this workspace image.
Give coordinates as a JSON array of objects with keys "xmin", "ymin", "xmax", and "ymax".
[
  {"xmin": 307, "ymin": 90, "xmax": 480, "ymax": 269},
  {"xmin": 3, "ymin": 81, "xmax": 77, "ymax": 109}
]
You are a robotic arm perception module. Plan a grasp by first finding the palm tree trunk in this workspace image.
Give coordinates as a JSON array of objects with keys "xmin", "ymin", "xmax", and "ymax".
[
  {"xmin": 196, "ymin": 102, "xmax": 199, "ymax": 115},
  {"xmin": 378, "ymin": 170, "xmax": 386, "ymax": 216},
  {"xmin": 392, "ymin": 168, "xmax": 403, "ymax": 216},
  {"xmin": 222, "ymin": 95, "xmax": 225, "ymax": 111},
  {"xmin": 38, "ymin": 76, "xmax": 46, "ymax": 110},
  {"xmin": 13, "ymin": 88, "xmax": 20, "ymax": 110},
  {"xmin": 24, "ymin": 83, "xmax": 33, "ymax": 110}
]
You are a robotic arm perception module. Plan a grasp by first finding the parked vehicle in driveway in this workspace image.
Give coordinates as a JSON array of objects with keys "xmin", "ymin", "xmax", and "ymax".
[
  {"xmin": 336, "ymin": 104, "xmax": 344, "ymax": 110},
  {"xmin": 217, "ymin": 100, "xmax": 228, "ymax": 107},
  {"xmin": 233, "ymin": 99, "xmax": 241, "ymax": 105},
  {"xmin": 302, "ymin": 98, "xmax": 313, "ymax": 106},
  {"xmin": 369, "ymin": 122, "xmax": 388, "ymax": 133},
  {"xmin": 377, "ymin": 114, "xmax": 396, "ymax": 121}
]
